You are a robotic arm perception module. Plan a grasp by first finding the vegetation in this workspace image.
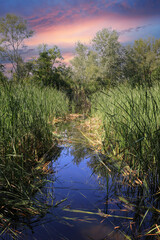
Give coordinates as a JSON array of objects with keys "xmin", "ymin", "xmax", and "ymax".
[
  {"xmin": 0, "ymin": 79, "xmax": 69, "ymax": 237},
  {"xmin": 70, "ymin": 29, "xmax": 160, "ymax": 238},
  {"xmin": 0, "ymin": 14, "xmax": 34, "ymax": 79},
  {"xmin": 92, "ymin": 84, "xmax": 160, "ymax": 174},
  {"xmin": 0, "ymin": 12, "xmax": 160, "ymax": 239},
  {"xmin": 70, "ymin": 29, "xmax": 160, "ymax": 113},
  {"xmin": 91, "ymin": 84, "xmax": 160, "ymax": 238},
  {"xmin": 124, "ymin": 38, "xmax": 160, "ymax": 87}
]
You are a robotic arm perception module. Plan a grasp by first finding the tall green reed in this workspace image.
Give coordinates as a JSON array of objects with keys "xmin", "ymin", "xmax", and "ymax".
[
  {"xmin": 91, "ymin": 83, "xmax": 160, "ymax": 238},
  {"xmin": 0, "ymin": 79, "xmax": 69, "ymax": 238},
  {"xmin": 92, "ymin": 84, "xmax": 160, "ymax": 173}
]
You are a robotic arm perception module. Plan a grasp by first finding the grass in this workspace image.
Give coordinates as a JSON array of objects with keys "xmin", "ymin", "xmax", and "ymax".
[
  {"xmin": 0, "ymin": 79, "xmax": 70, "ymax": 238},
  {"xmin": 91, "ymin": 83, "xmax": 160, "ymax": 238},
  {"xmin": 92, "ymin": 83, "xmax": 160, "ymax": 173},
  {"xmin": 1, "ymin": 77, "xmax": 159, "ymax": 238}
]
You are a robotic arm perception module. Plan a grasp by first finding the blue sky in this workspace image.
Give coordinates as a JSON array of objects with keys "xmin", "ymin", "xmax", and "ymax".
[{"xmin": 0, "ymin": 0, "xmax": 160, "ymax": 63}]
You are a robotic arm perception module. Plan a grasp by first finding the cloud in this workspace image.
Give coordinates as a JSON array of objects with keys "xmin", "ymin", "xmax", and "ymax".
[
  {"xmin": 62, "ymin": 52, "xmax": 74, "ymax": 64},
  {"xmin": 1, "ymin": 0, "xmax": 160, "ymax": 22},
  {"xmin": 119, "ymin": 25, "xmax": 149, "ymax": 35},
  {"xmin": 22, "ymin": 0, "xmax": 160, "ymax": 36},
  {"xmin": 26, "ymin": 12, "xmax": 147, "ymax": 47},
  {"xmin": 1, "ymin": 0, "xmax": 160, "ymax": 63},
  {"xmin": 106, "ymin": 0, "xmax": 160, "ymax": 17}
]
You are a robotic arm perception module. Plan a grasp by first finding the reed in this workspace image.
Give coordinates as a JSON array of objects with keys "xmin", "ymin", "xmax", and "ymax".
[
  {"xmin": 91, "ymin": 83, "xmax": 160, "ymax": 238},
  {"xmin": 92, "ymin": 84, "xmax": 160, "ymax": 175},
  {"xmin": 0, "ymin": 79, "xmax": 70, "ymax": 238}
]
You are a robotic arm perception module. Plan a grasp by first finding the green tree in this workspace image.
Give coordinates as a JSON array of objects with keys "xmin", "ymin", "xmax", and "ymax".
[
  {"xmin": 33, "ymin": 44, "xmax": 63, "ymax": 86},
  {"xmin": 71, "ymin": 42, "xmax": 100, "ymax": 112},
  {"xmin": 0, "ymin": 14, "xmax": 34, "ymax": 79},
  {"xmin": 71, "ymin": 42, "xmax": 101, "ymax": 93},
  {"xmin": 84, "ymin": 50, "xmax": 100, "ymax": 92},
  {"xmin": 52, "ymin": 63, "xmax": 73, "ymax": 93},
  {"xmin": 124, "ymin": 37, "xmax": 160, "ymax": 86},
  {"xmin": 71, "ymin": 42, "xmax": 88, "ymax": 86},
  {"xmin": 92, "ymin": 28, "xmax": 123, "ymax": 86}
]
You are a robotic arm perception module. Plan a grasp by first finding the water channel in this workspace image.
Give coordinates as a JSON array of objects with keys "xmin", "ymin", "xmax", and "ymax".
[{"xmin": 1, "ymin": 120, "xmax": 159, "ymax": 240}]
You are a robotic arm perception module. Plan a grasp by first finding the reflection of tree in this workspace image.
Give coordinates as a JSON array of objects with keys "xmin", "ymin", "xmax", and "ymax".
[
  {"xmin": 56, "ymin": 120, "xmax": 94, "ymax": 165},
  {"xmin": 70, "ymin": 143, "xmax": 92, "ymax": 165},
  {"xmin": 56, "ymin": 121, "xmax": 160, "ymax": 239},
  {"xmin": 68, "ymin": 137, "xmax": 160, "ymax": 240},
  {"xmin": 46, "ymin": 144, "xmax": 63, "ymax": 163}
]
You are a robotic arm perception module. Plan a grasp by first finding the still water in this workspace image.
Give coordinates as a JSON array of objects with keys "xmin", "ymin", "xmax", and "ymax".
[
  {"xmin": 23, "ymin": 144, "xmax": 127, "ymax": 240},
  {"xmin": 2, "ymin": 122, "xmax": 158, "ymax": 239}
]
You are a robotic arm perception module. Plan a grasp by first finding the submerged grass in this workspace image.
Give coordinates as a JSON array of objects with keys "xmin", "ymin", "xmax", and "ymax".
[{"xmin": 0, "ymin": 79, "xmax": 70, "ymax": 238}]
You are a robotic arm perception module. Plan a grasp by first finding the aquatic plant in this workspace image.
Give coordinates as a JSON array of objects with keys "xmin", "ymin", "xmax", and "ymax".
[
  {"xmin": 92, "ymin": 84, "xmax": 160, "ymax": 174},
  {"xmin": 91, "ymin": 83, "xmax": 160, "ymax": 238},
  {"xmin": 0, "ymin": 79, "xmax": 70, "ymax": 238}
]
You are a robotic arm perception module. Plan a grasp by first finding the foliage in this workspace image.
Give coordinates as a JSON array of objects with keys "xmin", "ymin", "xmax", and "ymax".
[
  {"xmin": 70, "ymin": 42, "xmax": 101, "ymax": 112},
  {"xmin": 92, "ymin": 84, "xmax": 160, "ymax": 176},
  {"xmin": 0, "ymin": 80, "xmax": 69, "ymax": 172},
  {"xmin": 71, "ymin": 29, "xmax": 123, "ymax": 91},
  {"xmin": 0, "ymin": 13, "xmax": 34, "ymax": 79},
  {"xmin": 33, "ymin": 44, "xmax": 63, "ymax": 86},
  {"xmin": 71, "ymin": 42, "xmax": 100, "ymax": 93},
  {"xmin": 92, "ymin": 28, "xmax": 123, "ymax": 86},
  {"xmin": 71, "ymin": 30, "xmax": 160, "ymax": 92},
  {"xmin": 124, "ymin": 37, "xmax": 160, "ymax": 87},
  {"xmin": 91, "ymin": 83, "xmax": 160, "ymax": 238},
  {"xmin": 0, "ymin": 62, "xmax": 4, "ymax": 71},
  {"xmin": 0, "ymin": 64, "xmax": 6, "ymax": 81},
  {"xmin": 0, "ymin": 80, "xmax": 70, "ymax": 237},
  {"xmin": 70, "ymin": 29, "xmax": 125, "ymax": 111},
  {"xmin": 28, "ymin": 45, "xmax": 74, "ymax": 107}
]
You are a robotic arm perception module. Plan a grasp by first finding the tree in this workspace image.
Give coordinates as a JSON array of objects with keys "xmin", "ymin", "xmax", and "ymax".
[
  {"xmin": 124, "ymin": 38, "xmax": 160, "ymax": 86},
  {"xmin": 71, "ymin": 42, "xmax": 101, "ymax": 92},
  {"xmin": 0, "ymin": 14, "xmax": 34, "ymax": 79},
  {"xmin": 123, "ymin": 45, "xmax": 141, "ymax": 87},
  {"xmin": 33, "ymin": 44, "xmax": 63, "ymax": 86},
  {"xmin": 51, "ymin": 63, "xmax": 73, "ymax": 93},
  {"xmin": 92, "ymin": 28, "xmax": 123, "ymax": 85},
  {"xmin": 71, "ymin": 42, "xmax": 88, "ymax": 86},
  {"xmin": 71, "ymin": 42, "xmax": 100, "ymax": 112}
]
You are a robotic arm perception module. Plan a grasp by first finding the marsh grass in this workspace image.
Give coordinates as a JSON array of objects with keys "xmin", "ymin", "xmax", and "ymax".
[
  {"xmin": 91, "ymin": 83, "xmax": 160, "ymax": 238},
  {"xmin": 92, "ymin": 84, "xmax": 160, "ymax": 174},
  {"xmin": 0, "ymin": 79, "xmax": 70, "ymax": 238}
]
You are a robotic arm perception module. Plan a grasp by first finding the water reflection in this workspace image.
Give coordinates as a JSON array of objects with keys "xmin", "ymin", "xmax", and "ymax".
[
  {"xmin": 1, "ymin": 121, "xmax": 160, "ymax": 239},
  {"xmin": 0, "ymin": 145, "xmax": 62, "ymax": 240},
  {"xmin": 53, "ymin": 121, "xmax": 160, "ymax": 240}
]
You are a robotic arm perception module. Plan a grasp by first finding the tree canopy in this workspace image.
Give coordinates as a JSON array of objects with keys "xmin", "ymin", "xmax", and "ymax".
[
  {"xmin": 0, "ymin": 13, "xmax": 160, "ymax": 102},
  {"xmin": 0, "ymin": 14, "xmax": 34, "ymax": 79},
  {"xmin": 92, "ymin": 28, "xmax": 123, "ymax": 85},
  {"xmin": 124, "ymin": 37, "xmax": 160, "ymax": 86}
]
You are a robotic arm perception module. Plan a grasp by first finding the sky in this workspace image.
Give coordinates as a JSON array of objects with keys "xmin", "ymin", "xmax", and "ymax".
[{"xmin": 0, "ymin": 0, "xmax": 160, "ymax": 64}]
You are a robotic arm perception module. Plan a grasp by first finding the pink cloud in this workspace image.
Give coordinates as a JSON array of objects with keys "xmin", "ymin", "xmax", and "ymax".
[
  {"xmin": 26, "ymin": 12, "xmax": 147, "ymax": 48},
  {"xmin": 24, "ymin": 3, "xmax": 157, "ymax": 63},
  {"xmin": 62, "ymin": 52, "xmax": 74, "ymax": 64}
]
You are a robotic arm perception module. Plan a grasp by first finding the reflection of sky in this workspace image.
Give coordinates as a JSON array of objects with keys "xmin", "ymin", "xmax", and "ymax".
[{"xmin": 1, "ymin": 0, "xmax": 160, "ymax": 63}]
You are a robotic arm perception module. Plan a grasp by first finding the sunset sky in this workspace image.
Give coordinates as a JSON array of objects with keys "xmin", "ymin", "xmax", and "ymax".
[{"xmin": 0, "ymin": 0, "xmax": 160, "ymax": 63}]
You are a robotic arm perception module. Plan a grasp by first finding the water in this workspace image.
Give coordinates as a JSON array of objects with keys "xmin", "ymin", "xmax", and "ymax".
[
  {"xmin": 22, "ymin": 145, "xmax": 127, "ymax": 240},
  {"xmin": 1, "ymin": 121, "xmax": 159, "ymax": 239}
]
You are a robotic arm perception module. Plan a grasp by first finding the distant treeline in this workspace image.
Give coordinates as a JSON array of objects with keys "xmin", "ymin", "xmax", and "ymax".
[{"xmin": 0, "ymin": 14, "xmax": 160, "ymax": 110}]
